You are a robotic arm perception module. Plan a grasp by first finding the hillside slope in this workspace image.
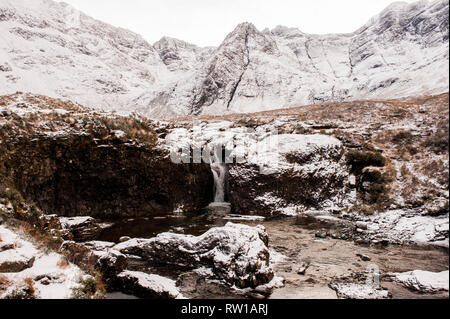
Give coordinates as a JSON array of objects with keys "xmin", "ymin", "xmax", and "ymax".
[{"xmin": 0, "ymin": 0, "xmax": 448, "ymax": 118}]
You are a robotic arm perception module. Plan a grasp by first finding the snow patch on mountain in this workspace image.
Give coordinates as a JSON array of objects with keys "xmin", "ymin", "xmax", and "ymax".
[{"xmin": 0, "ymin": 0, "xmax": 448, "ymax": 118}]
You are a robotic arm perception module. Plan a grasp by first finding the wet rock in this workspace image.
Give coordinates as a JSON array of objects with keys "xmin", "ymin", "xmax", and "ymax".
[
  {"xmin": 329, "ymin": 283, "xmax": 391, "ymax": 299},
  {"xmin": 390, "ymin": 270, "xmax": 449, "ymax": 293},
  {"xmin": 116, "ymin": 270, "xmax": 183, "ymax": 299},
  {"xmin": 114, "ymin": 222, "xmax": 274, "ymax": 288},
  {"xmin": 0, "ymin": 112, "xmax": 214, "ymax": 219}
]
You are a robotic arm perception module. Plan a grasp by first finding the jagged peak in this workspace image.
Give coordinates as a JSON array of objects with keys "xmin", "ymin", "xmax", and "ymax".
[
  {"xmin": 270, "ymin": 25, "xmax": 305, "ymax": 38},
  {"xmin": 224, "ymin": 22, "xmax": 262, "ymax": 41},
  {"xmin": 233, "ymin": 22, "xmax": 259, "ymax": 32},
  {"xmin": 220, "ymin": 21, "xmax": 278, "ymax": 53},
  {"xmin": 153, "ymin": 36, "xmax": 198, "ymax": 49},
  {"xmin": 358, "ymin": 0, "xmax": 444, "ymax": 32}
]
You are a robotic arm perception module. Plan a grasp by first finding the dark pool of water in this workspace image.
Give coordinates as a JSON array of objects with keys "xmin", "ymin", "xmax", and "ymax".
[{"xmin": 98, "ymin": 213, "xmax": 228, "ymax": 243}]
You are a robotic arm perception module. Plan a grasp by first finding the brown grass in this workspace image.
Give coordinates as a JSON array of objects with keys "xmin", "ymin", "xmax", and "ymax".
[
  {"xmin": 24, "ymin": 277, "xmax": 35, "ymax": 295},
  {"xmin": 168, "ymin": 93, "xmax": 449, "ymax": 125},
  {"xmin": 57, "ymin": 257, "xmax": 70, "ymax": 269},
  {"xmin": 0, "ymin": 275, "xmax": 11, "ymax": 289}
]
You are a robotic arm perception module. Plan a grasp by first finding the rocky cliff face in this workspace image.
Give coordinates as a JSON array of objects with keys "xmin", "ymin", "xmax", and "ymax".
[
  {"xmin": 1, "ymin": 0, "xmax": 448, "ymax": 118},
  {"xmin": 0, "ymin": 93, "xmax": 213, "ymax": 218},
  {"xmin": 0, "ymin": 91, "xmax": 448, "ymax": 244}
]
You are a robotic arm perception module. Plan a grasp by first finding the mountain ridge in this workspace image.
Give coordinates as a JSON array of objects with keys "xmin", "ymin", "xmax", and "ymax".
[{"xmin": 0, "ymin": 0, "xmax": 448, "ymax": 118}]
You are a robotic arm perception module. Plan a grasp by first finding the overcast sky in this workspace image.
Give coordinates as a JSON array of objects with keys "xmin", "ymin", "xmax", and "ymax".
[{"xmin": 57, "ymin": 0, "xmax": 417, "ymax": 46}]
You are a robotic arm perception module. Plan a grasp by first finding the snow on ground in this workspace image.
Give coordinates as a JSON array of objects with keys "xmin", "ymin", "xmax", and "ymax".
[
  {"xmin": 390, "ymin": 270, "xmax": 449, "ymax": 293},
  {"xmin": 329, "ymin": 283, "xmax": 391, "ymax": 299},
  {"xmin": 0, "ymin": 226, "xmax": 38, "ymax": 270},
  {"xmin": 1, "ymin": 0, "xmax": 447, "ymax": 118},
  {"xmin": 362, "ymin": 210, "xmax": 449, "ymax": 246},
  {"xmin": 165, "ymin": 120, "xmax": 345, "ymax": 174},
  {"xmin": 0, "ymin": 225, "xmax": 85, "ymax": 299}
]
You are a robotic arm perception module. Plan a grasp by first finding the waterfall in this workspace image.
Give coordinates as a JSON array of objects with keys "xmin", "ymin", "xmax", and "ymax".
[{"xmin": 210, "ymin": 161, "xmax": 227, "ymax": 203}]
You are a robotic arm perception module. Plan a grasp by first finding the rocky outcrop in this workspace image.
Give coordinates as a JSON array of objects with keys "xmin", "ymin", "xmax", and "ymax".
[
  {"xmin": 229, "ymin": 134, "xmax": 348, "ymax": 215},
  {"xmin": 59, "ymin": 239, "xmax": 127, "ymax": 287},
  {"xmin": 390, "ymin": 270, "xmax": 449, "ymax": 293},
  {"xmin": 59, "ymin": 217, "xmax": 102, "ymax": 242},
  {"xmin": 114, "ymin": 223, "xmax": 274, "ymax": 288},
  {"xmin": 0, "ymin": 94, "xmax": 214, "ymax": 219},
  {"xmin": 329, "ymin": 283, "xmax": 391, "ymax": 299},
  {"xmin": 188, "ymin": 23, "xmax": 279, "ymax": 114},
  {"xmin": 4, "ymin": 134, "xmax": 213, "ymax": 218},
  {"xmin": 0, "ymin": 254, "xmax": 35, "ymax": 273}
]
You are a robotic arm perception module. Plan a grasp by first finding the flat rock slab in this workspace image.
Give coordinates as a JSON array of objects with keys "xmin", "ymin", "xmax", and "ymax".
[
  {"xmin": 329, "ymin": 283, "xmax": 391, "ymax": 299},
  {"xmin": 390, "ymin": 270, "xmax": 449, "ymax": 293},
  {"xmin": 116, "ymin": 270, "xmax": 183, "ymax": 299}
]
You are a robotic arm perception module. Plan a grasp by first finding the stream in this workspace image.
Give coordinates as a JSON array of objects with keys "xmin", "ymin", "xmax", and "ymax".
[
  {"xmin": 101, "ymin": 213, "xmax": 448, "ymax": 299},
  {"xmin": 102, "ymin": 161, "xmax": 448, "ymax": 299}
]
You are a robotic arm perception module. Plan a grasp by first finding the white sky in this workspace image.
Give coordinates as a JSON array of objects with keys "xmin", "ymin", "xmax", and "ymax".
[{"xmin": 58, "ymin": 0, "xmax": 417, "ymax": 47}]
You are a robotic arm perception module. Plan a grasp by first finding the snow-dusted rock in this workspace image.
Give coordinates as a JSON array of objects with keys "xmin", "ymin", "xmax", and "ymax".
[
  {"xmin": 0, "ymin": 225, "xmax": 85, "ymax": 299},
  {"xmin": 0, "ymin": 226, "xmax": 37, "ymax": 272},
  {"xmin": 114, "ymin": 222, "xmax": 274, "ymax": 288},
  {"xmin": 361, "ymin": 210, "xmax": 449, "ymax": 245},
  {"xmin": 116, "ymin": 270, "xmax": 183, "ymax": 299},
  {"xmin": 59, "ymin": 216, "xmax": 102, "ymax": 242},
  {"xmin": 1, "ymin": 0, "xmax": 448, "ymax": 118},
  {"xmin": 165, "ymin": 122, "xmax": 349, "ymax": 214},
  {"xmin": 390, "ymin": 270, "xmax": 449, "ymax": 293},
  {"xmin": 229, "ymin": 134, "xmax": 348, "ymax": 215},
  {"xmin": 329, "ymin": 283, "xmax": 391, "ymax": 299},
  {"xmin": 61, "ymin": 240, "xmax": 127, "ymax": 283}
]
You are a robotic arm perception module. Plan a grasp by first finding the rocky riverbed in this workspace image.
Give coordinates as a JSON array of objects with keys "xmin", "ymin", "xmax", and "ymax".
[{"xmin": 1, "ymin": 213, "xmax": 447, "ymax": 299}]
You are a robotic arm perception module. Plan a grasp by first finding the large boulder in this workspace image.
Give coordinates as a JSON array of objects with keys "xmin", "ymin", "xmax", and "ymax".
[
  {"xmin": 229, "ymin": 134, "xmax": 348, "ymax": 215},
  {"xmin": 0, "ymin": 98, "xmax": 214, "ymax": 219},
  {"xmin": 114, "ymin": 222, "xmax": 274, "ymax": 288}
]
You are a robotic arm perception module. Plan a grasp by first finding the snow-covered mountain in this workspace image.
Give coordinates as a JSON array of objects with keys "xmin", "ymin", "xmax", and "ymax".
[{"xmin": 0, "ymin": 0, "xmax": 448, "ymax": 118}]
